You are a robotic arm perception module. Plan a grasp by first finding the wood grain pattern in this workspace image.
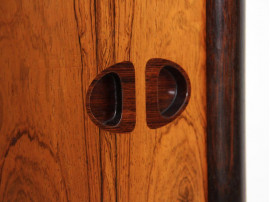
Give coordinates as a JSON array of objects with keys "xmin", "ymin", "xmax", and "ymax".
[
  {"xmin": 0, "ymin": 0, "xmax": 90, "ymax": 201},
  {"xmin": 86, "ymin": 61, "xmax": 136, "ymax": 133},
  {"xmin": 0, "ymin": 0, "xmax": 207, "ymax": 201},
  {"xmin": 146, "ymin": 58, "xmax": 191, "ymax": 129},
  {"xmin": 206, "ymin": 0, "xmax": 245, "ymax": 201}
]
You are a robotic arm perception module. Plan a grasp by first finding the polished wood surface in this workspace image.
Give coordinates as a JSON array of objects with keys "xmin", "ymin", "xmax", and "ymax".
[
  {"xmin": 206, "ymin": 0, "xmax": 245, "ymax": 201},
  {"xmin": 0, "ymin": 0, "xmax": 207, "ymax": 201}
]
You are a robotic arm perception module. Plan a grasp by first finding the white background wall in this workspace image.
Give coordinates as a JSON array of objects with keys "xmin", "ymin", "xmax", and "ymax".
[{"xmin": 246, "ymin": 0, "xmax": 270, "ymax": 201}]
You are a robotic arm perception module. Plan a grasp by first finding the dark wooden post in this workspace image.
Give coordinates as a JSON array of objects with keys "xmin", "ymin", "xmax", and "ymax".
[{"xmin": 207, "ymin": 0, "xmax": 245, "ymax": 201}]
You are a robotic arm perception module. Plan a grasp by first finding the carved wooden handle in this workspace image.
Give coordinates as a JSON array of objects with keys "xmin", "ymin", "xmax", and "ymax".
[
  {"xmin": 86, "ymin": 62, "xmax": 136, "ymax": 133},
  {"xmin": 146, "ymin": 58, "xmax": 191, "ymax": 129}
]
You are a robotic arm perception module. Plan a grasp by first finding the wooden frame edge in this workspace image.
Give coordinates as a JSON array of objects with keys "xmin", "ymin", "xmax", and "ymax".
[{"xmin": 206, "ymin": 0, "xmax": 245, "ymax": 201}]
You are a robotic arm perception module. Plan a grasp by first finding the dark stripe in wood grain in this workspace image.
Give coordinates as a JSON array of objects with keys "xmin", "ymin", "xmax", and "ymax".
[
  {"xmin": 206, "ymin": 0, "xmax": 245, "ymax": 201},
  {"xmin": 114, "ymin": 1, "xmax": 134, "ymax": 202},
  {"xmin": 95, "ymin": 1, "xmax": 118, "ymax": 201},
  {"xmin": 73, "ymin": 1, "xmax": 91, "ymax": 200}
]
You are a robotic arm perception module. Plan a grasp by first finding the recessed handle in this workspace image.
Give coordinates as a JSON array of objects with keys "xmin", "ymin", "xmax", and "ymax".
[
  {"xmin": 86, "ymin": 61, "xmax": 136, "ymax": 133},
  {"xmin": 89, "ymin": 72, "xmax": 122, "ymax": 126},
  {"xmin": 146, "ymin": 58, "xmax": 191, "ymax": 129}
]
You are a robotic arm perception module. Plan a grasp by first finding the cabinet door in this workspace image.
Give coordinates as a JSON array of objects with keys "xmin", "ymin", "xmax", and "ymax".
[{"xmin": 0, "ymin": 0, "xmax": 244, "ymax": 201}]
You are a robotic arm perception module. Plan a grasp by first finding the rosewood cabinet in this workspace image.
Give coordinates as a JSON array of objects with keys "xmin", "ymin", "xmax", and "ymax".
[{"xmin": 0, "ymin": 0, "xmax": 244, "ymax": 201}]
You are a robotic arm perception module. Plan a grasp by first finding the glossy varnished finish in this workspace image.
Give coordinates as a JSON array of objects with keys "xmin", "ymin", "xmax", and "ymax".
[
  {"xmin": 146, "ymin": 58, "xmax": 191, "ymax": 129},
  {"xmin": 89, "ymin": 1, "xmax": 207, "ymax": 200},
  {"xmin": 206, "ymin": 0, "xmax": 245, "ymax": 201},
  {"xmin": 158, "ymin": 68, "xmax": 178, "ymax": 113},
  {"xmin": 0, "ymin": 0, "xmax": 207, "ymax": 201},
  {"xmin": 86, "ymin": 62, "xmax": 136, "ymax": 133},
  {"xmin": 0, "ymin": 1, "xmax": 91, "ymax": 201}
]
